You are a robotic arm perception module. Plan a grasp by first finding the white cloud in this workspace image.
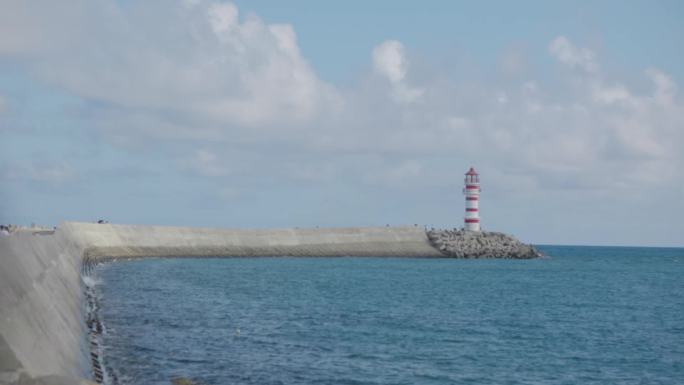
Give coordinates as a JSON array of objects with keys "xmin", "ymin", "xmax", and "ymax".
[
  {"xmin": 373, "ymin": 40, "xmax": 406, "ymax": 83},
  {"xmin": 182, "ymin": 0, "xmax": 202, "ymax": 8},
  {"xmin": 387, "ymin": 160, "xmax": 423, "ymax": 181},
  {"xmin": 208, "ymin": 2, "xmax": 239, "ymax": 35},
  {"xmin": 2, "ymin": 161, "xmax": 76, "ymax": 185},
  {"xmin": 372, "ymin": 40, "xmax": 424, "ymax": 103},
  {"xmin": 499, "ymin": 45, "xmax": 529, "ymax": 77},
  {"xmin": 182, "ymin": 149, "xmax": 229, "ymax": 177},
  {"xmin": 0, "ymin": 0, "xmax": 340, "ymax": 129},
  {"xmin": 1, "ymin": 2, "xmax": 682, "ymax": 207},
  {"xmin": 217, "ymin": 186, "xmax": 240, "ymax": 201},
  {"xmin": 646, "ymin": 68, "xmax": 677, "ymax": 105},
  {"xmin": 591, "ymin": 83, "xmax": 634, "ymax": 105},
  {"xmin": 549, "ymin": 36, "xmax": 598, "ymax": 73},
  {"xmin": 344, "ymin": 36, "xmax": 682, "ymax": 193},
  {"xmin": 496, "ymin": 91, "xmax": 508, "ymax": 104}
]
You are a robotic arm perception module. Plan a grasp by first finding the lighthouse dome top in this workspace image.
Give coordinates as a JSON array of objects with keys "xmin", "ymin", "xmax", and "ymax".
[{"xmin": 465, "ymin": 167, "xmax": 478, "ymax": 176}]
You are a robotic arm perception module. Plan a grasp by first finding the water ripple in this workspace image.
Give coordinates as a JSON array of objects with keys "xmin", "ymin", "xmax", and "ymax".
[{"xmin": 97, "ymin": 246, "xmax": 684, "ymax": 385}]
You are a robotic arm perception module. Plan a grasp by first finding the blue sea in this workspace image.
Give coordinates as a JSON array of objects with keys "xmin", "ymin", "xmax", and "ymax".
[{"xmin": 93, "ymin": 246, "xmax": 684, "ymax": 385}]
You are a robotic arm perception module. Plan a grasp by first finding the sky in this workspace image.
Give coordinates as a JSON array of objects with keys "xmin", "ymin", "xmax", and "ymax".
[{"xmin": 1, "ymin": 0, "xmax": 683, "ymax": 246}]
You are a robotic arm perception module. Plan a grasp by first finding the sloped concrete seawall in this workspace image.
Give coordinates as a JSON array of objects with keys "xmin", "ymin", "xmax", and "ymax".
[
  {"xmin": 66, "ymin": 222, "xmax": 444, "ymax": 261},
  {"xmin": 0, "ymin": 222, "xmax": 442, "ymax": 384},
  {"xmin": 0, "ymin": 229, "xmax": 88, "ymax": 385}
]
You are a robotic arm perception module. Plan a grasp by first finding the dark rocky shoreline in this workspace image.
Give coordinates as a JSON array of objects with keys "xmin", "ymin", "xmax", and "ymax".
[{"xmin": 427, "ymin": 229, "xmax": 543, "ymax": 259}]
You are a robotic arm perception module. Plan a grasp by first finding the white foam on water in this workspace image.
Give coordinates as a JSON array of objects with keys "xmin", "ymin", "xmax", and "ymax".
[{"xmin": 82, "ymin": 275, "xmax": 101, "ymax": 288}]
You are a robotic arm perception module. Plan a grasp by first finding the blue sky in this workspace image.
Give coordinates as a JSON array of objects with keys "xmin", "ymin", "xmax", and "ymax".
[
  {"xmin": 1, "ymin": 0, "xmax": 683, "ymax": 246},
  {"xmin": 230, "ymin": 1, "xmax": 684, "ymax": 84}
]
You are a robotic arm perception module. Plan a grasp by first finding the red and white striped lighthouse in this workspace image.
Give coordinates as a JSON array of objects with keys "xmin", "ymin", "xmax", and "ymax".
[{"xmin": 463, "ymin": 167, "xmax": 481, "ymax": 231}]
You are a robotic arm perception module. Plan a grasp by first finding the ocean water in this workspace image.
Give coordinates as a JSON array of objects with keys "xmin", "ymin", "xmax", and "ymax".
[{"xmin": 94, "ymin": 246, "xmax": 684, "ymax": 385}]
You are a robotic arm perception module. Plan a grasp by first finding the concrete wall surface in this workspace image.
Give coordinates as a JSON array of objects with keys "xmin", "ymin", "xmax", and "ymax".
[
  {"xmin": 63, "ymin": 222, "xmax": 443, "ymax": 260},
  {"xmin": 0, "ymin": 222, "xmax": 441, "ymax": 384},
  {"xmin": 0, "ymin": 231, "xmax": 88, "ymax": 385}
]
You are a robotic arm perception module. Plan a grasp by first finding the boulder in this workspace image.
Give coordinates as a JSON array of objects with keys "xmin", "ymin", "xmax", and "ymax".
[{"xmin": 426, "ymin": 229, "xmax": 542, "ymax": 259}]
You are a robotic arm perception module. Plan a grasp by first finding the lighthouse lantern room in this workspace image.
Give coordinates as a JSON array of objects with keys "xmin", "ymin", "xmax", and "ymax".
[{"xmin": 463, "ymin": 167, "xmax": 481, "ymax": 231}]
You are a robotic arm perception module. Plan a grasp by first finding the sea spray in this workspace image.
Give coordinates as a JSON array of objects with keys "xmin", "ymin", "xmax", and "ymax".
[{"xmin": 82, "ymin": 270, "xmax": 119, "ymax": 385}]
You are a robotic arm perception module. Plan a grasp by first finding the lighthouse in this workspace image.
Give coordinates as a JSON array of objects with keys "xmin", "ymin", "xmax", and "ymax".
[{"xmin": 463, "ymin": 167, "xmax": 481, "ymax": 231}]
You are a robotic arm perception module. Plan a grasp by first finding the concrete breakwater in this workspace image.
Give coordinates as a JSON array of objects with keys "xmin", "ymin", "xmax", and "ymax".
[
  {"xmin": 0, "ymin": 227, "xmax": 89, "ymax": 385},
  {"xmin": 0, "ymin": 222, "xmax": 441, "ymax": 385},
  {"xmin": 0, "ymin": 221, "xmax": 538, "ymax": 385},
  {"xmin": 427, "ymin": 229, "xmax": 543, "ymax": 259},
  {"xmin": 70, "ymin": 222, "xmax": 444, "ymax": 261}
]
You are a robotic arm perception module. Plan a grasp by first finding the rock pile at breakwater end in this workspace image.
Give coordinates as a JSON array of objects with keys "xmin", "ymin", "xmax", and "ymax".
[{"xmin": 427, "ymin": 229, "xmax": 543, "ymax": 259}]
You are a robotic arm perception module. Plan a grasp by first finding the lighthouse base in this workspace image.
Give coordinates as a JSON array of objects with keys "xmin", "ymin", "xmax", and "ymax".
[{"xmin": 464, "ymin": 223, "xmax": 480, "ymax": 232}]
